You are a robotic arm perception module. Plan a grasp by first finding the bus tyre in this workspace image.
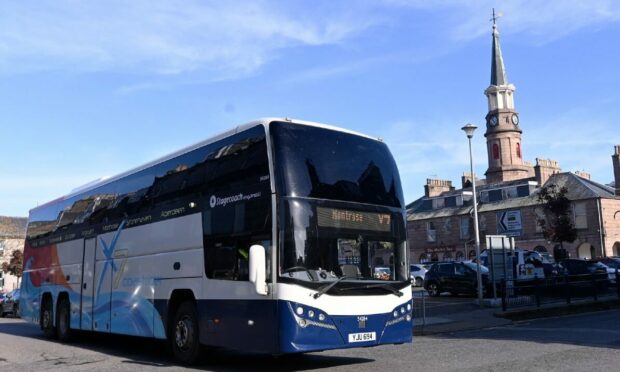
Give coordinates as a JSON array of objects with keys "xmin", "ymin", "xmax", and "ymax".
[
  {"xmin": 171, "ymin": 302, "xmax": 202, "ymax": 365},
  {"xmin": 41, "ymin": 297, "xmax": 56, "ymax": 339},
  {"xmin": 56, "ymin": 298, "xmax": 72, "ymax": 342}
]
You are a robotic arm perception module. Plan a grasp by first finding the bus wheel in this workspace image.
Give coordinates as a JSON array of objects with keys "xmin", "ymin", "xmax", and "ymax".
[
  {"xmin": 56, "ymin": 298, "xmax": 72, "ymax": 342},
  {"xmin": 171, "ymin": 302, "xmax": 201, "ymax": 365},
  {"xmin": 41, "ymin": 297, "xmax": 56, "ymax": 339}
]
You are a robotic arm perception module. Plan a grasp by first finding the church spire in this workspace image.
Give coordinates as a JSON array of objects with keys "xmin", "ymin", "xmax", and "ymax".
[
  {"xmin": 490, "ymin": 8, "xmax": 507, "ymax": 86},
  {"xmin": 483, "ymin": 9, "xmax": 531, "ymax": 184}
]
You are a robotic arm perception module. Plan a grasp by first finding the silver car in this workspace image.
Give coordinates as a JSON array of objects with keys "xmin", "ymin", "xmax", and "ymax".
[{"xmin": 410, "ymin": 264, "xmax": 430, "ymax": 287}]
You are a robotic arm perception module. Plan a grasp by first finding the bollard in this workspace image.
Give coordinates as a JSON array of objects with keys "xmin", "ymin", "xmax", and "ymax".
[
  {"xmin": 564, "ymin": 272, "xmax": 571, "ymax": 305},
  {"xmin": 501, "ymin": 279, "xmax": 507, "ymax": 312},
  {"xmin": 535, "ymin": 275, "xmax": 541, "ymax": 308},
  {"xmin": 592, "ymin": 272, "xmax": 598, "ymax": 301}
]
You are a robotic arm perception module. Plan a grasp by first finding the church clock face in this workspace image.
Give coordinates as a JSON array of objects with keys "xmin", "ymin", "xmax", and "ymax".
[
  {"xmin": 489, "ymin": 115, "xmax": 498, "ymax": 126},
  {"xmin": 511, "ymin": 114, "xmax": 519, "ymax": 125}
]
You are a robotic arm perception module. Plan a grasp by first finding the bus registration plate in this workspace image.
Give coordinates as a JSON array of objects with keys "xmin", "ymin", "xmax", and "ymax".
[{"xmin": 348, "ymin": 332, "xmax": 376, "ymax": 343}]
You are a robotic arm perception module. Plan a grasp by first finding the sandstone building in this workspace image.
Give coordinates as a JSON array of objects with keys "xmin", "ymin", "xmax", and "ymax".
[
  {"xmin": 407, "ymin": 20, "xmax": 620, "ymax": 263},
  {"xmin": 0, "ymin": 216, "xmax": 27, "ymax": 292}
]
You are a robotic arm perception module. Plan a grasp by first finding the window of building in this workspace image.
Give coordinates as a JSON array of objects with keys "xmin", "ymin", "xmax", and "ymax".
[
  {"xmin": 479, "ymin": 191, "xmax": 489, "ymax": 203},
  {"xmin": 516, "ymin": 143, "xmax": 521, "ymax": 158},
  {"xmin": 502, "ymin": 186, "xmax": 518, "ymax": 199},
  {"xmin": 426, "ymin": 221, "xmax": 437, "ymax": 242},
  {"xmin": 573, "ymin": 201, "xmax": 588, "ymax": 229},
  {"xmin": 493, "ymin": 144, "xmax": 500, "ymax": 160},
  {"xmin": 443, "ymin": 218, "xmax": 452, "ymax": 233},
  {"xmin": 479, "ymin": 215, "xmax": 487, "ymax": 231},
  {"xmin": 455, "ymin": 251, "xmax": 465, "ymax": 262},
  {"xmin": 460, "ymin": 216, "xmax": 470, "ymax": 239},
  {"xmin": 432, "ymin": 198, "xmax": 445, "ymax": 210}
]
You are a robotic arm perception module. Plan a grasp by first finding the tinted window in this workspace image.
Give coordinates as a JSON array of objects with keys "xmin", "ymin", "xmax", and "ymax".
[
  {"xmin": 270, "ymin": 121, "xmax": 404, "ymax": 208},
  {"xmin": 438, "ymin": 264, "xmax": 453, "ymax": 275},
  {"xmin": 26, "ymin": 125, "xmax": 270, "ymax": 247}
]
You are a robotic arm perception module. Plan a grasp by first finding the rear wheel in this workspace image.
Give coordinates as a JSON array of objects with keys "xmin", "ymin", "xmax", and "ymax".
[
  {"xmin": 56, "ymin": 298, "xmax": 72, "ymax": 342},
  {"xmin": 170, "ymin": 302, "xmax": 202, "ymax": 365},
  {"xmin": 41, "ymin": 297, "xmax": 55, "ymax": 339},
  {"xmin": 427, "ymin": 282, "xmax": 440, "ymax": 297}
]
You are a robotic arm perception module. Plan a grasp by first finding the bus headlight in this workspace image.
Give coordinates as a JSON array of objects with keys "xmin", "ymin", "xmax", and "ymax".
[
  {"xmin": 393, "ymin": 310, "xmax": 398, "ymax": 318},
  {"xmin": 296, "ymin": 307, "xmax": 304, "ymax": 316},
  {"xmin": 308, "ymin": 310, "xmax": 315, "ymax": 318},
  {"xmin": 407, "ymin": 303, "xmax": 411, "ymax": 312},
  {"xmin": 319, "ymin": 313, "xmax": 326, "ymax": 321}
]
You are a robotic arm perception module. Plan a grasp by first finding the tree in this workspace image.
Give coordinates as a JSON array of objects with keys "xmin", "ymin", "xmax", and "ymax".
[
  {"xmin": 1, "ymin": 249, "xmax": 24, "ymax": 286},
  {"xmin": 536, "ymin": 184, "xmax": 577, "ymax": 260}
]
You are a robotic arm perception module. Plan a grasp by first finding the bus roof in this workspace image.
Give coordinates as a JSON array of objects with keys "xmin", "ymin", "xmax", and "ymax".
[{"xmin": 30, "ymin": 118, "xmax": 378, "ymax": 214}]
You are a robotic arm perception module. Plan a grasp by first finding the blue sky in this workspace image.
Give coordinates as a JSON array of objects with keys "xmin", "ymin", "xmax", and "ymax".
[{"xmin": 1, "ymin": 0, "xmax": 620, "ymax": 217}]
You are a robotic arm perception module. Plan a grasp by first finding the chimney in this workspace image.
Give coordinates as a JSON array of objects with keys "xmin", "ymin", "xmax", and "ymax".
[
  {"xmin": 574, "ymin": 170, "xmax": 591, "ymax": 180},
  {"xmin": 424, "ymin": 178, "xmax": 454, "ymax": 197},
  {"xmin": 534, "ymin": 158, "xmax": 561, "ymax": 185},
  {"xmin": 613, "ymin": 145, "xmax": 620, "ymax": 195}
]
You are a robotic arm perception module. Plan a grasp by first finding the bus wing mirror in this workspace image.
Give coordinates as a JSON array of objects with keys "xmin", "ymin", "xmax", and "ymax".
[{"xmin": 249, "ymin": 244, "xmax": 268, "ymax": 296}]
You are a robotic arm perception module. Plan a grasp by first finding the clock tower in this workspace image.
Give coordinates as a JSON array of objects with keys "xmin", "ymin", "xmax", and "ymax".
[{"xmin": 484, "ymin": 12, "xmax": 531, "ymax": 184}]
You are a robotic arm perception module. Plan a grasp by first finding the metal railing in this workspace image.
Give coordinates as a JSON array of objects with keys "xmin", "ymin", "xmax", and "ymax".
[
  {"xmin": 412, "ymin": 289, "xmax": 427, "ymax": 327},
  {"xmin": 501, "ymin": 270, "xmax": 619, "ymax": 311}
]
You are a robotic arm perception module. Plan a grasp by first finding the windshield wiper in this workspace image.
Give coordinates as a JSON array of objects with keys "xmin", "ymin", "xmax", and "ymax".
[
  {"xmin": 340, "ymin": 283, "xmax": 403, "ymax": 297},
  {"xmin": 313, "ymin": 276, "xmax": 349, "ymax": 299}
]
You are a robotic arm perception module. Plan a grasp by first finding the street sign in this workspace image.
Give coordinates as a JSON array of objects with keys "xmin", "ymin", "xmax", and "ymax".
[{"xmin": 496, "ymin": 209, "xmax": 522, "ymax": 237}]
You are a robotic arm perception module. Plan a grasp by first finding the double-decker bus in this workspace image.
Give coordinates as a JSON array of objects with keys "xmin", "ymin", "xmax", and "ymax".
[{"xmin": 21, "ymin": 118, "xmax": 412, "ymax": 364}]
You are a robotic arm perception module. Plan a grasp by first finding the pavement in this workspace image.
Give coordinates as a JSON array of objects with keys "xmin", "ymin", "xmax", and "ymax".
[
  {"xmin": 412, "ymin": 288, "xmax": 620, "ymax": 336},
  {"xmin": 414, "ymin": 306, "xmax": 511, "ymax": 336}
]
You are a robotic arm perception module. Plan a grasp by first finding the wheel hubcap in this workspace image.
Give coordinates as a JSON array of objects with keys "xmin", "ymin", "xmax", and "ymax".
[
  {"xmin": 43, "ymin": 309, "xmax": 51, "ymax": 328},
  {"xmin": 175, "ymin": 316, "xmax": 194, "ymax": 351}
]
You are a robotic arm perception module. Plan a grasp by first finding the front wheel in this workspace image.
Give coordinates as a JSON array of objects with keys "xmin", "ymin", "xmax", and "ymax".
[
  {"xmin": 171, "ymin": 302, "xmax": 202, "ymax": 365},
  {"xmin": 427, "ymin": 282, "xmax": 441, "ymax": 297}
]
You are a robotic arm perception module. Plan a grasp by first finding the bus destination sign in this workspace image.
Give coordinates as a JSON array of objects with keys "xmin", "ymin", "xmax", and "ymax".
[{"xmin": 317, "ymin": 207, "xmax": 391, "ymax": 232}]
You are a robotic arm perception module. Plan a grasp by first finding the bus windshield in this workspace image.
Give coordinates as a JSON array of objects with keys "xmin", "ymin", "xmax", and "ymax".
[
  {"xmin": 278, "ymin": 197, "xmax": 408, "ymax": 286},
  {"xmin": 270, "ymin": 121, "xmax": 404, "ymax": 208}
]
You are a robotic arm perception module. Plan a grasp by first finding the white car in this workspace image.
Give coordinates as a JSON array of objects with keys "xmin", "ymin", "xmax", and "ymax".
[{"xmin": 410, "ymin": 264, "xmax": 429, "ymax": 287}]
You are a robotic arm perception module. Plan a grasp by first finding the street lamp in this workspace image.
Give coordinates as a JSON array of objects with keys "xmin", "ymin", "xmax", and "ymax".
[{"xmin": 461, "ymin": 123, "xmax": 483, "ymax": 307}]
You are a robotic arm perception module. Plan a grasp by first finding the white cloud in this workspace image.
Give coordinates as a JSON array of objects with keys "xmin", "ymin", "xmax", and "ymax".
[
  {"xmin": 384, "ymin": 0, "xmax": 620, "ymax": 43},
  {"xmin": 0, "ymin": 1, "xmax": 376, "ymax": 78}
]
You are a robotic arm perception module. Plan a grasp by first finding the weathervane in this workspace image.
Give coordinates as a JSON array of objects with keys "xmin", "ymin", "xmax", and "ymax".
[{"xmin": 490, "ymin": 8, "xmax": 503, "ymax": 28}]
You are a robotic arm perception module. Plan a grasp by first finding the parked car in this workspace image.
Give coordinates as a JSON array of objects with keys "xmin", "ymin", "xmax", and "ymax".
[
  {"xmin": 556, "ymin": 259, "xmax": 610, "ymax": 289},
  {"xmin": 424, "ymin": 261, "xmax": 491, "ymax": 297},
  {"xmin": 1, "ymin": 289, "xmax": 20, "ymax": 318},
  {"xmin": 410, "ymin": 264, "xmax": 430, "ymax": 287},
  {"xmin": 593, "ymin": 257, "xmax": 620, "ymax": 283}
]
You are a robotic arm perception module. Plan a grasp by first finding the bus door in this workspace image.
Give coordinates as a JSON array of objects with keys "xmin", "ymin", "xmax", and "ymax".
[{"xmin": 80, "ymin": 238, "xmax": 96, "ymax": 330}]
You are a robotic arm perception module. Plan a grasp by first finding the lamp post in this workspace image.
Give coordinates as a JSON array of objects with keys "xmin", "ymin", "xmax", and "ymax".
[{"xmin": 461, "ymin": 123, "xmax": 483, "ymax": 307}]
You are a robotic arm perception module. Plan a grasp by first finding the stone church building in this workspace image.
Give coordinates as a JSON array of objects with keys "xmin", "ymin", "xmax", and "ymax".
[{"xmin": 407, "ymin": 20, "xmax": 620, "ymax": 263}]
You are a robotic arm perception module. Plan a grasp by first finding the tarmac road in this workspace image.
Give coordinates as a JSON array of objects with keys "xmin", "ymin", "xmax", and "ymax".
[{"xmin": 0, "ymin": 309, "xmax": 619, "ymax": 371}]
